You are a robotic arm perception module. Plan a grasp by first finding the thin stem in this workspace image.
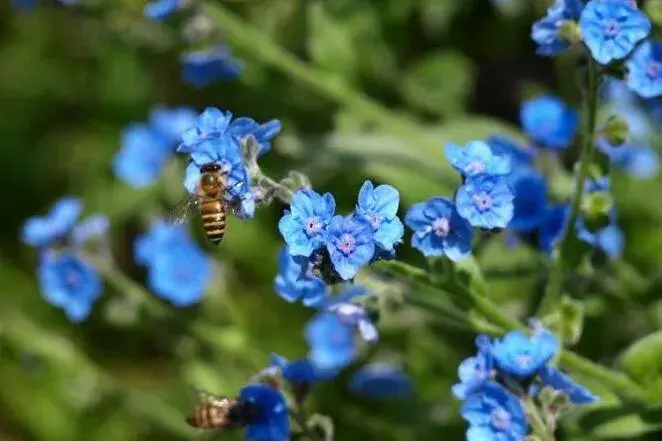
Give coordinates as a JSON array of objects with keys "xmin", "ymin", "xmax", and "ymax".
[
  {"xmin": 522, "ymin": 396, "xmax": 555, "ymax": 441},
  {"xmin": 537, "ymin": 58, "xmax": 600, "ymax": 317},
  {"xmin": 289, "ymin": 409, "xmax": 323, "ymax": 441}
]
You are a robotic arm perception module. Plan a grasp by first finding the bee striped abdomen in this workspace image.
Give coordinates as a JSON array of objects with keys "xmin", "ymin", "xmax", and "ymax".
[
  {"xmin": 200, "ymin": 198, "xmax": 226, "ymax": 245},
  {"xmin": 187, "ymin": 404, "xmax": 228, "ymax": 429}
]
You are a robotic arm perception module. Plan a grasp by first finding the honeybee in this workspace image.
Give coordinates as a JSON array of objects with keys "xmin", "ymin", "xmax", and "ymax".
[
  {"xmin": 186, "ymin": 390, "xmax": 251, "ymax": 430},
  {"xmin": 168, "ymin": 163, "xmax": 243, "ymax": 245}
]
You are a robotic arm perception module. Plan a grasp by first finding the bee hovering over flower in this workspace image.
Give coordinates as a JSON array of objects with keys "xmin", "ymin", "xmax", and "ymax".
[
  {"xmin": 167, "ymin": 163, "xmax": 244, "ymax": 245},
  {"xmin": 186, "ymin": 389, "xmax": 252, "ymax": 430}
]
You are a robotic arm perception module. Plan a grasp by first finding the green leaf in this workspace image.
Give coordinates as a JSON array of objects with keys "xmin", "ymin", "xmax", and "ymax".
[
  {"xmin": 307, "ymin": 1, "xmax": 358, "ymax": 80},
  {"xmin": 577, "ymin": 402, "xmax": 662, "ymax": 438},
  {"xmin": 617, "ymin": 330, "xmax": 662, "ymax": 403},
  {"xmin": 401, "ymin": 51, "xmax": 475, "ymax": 117}
]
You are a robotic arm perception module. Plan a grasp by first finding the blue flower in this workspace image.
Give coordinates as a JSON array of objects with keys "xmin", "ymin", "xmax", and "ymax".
[
  {"xmin": 148, "ymin": 105, "xmax": 197, "ymax": 144},
  {"xmin": 278, "ymin": 189, "xmax": 336, "ymax": 257},
  {"xmin": 305, "ymin": 312, "xmax": 356, "ymax": 372},
  {"xmin": 72, "ymin": 214, "xmax": 109, "ymax": 245},
  {"xmin": 460, "ymin": 382, "xmax": 528, "ymax": 441},
  {"xmin": 577, "ymin": 221, "xmax": 625, "ymax": 258},
  {"xmin": 238, "ymin": 384, "xmax": 289, "ymax": 441},
  {"xmin": 38, "ymin": 250, "xmax": 102, "ymax": 322},
  {"xmin": 531, "ymin": 0, "xmax": 584, "ymax": 56},
  {"xmin": 538, "ymin": 204, "xmax": 570, "ymax": 254},
  {"xmin": 228, "ymin": 117, "xmax": 283, "ymax": 156},
  {"xmin": 507, "ymin": 167, "xmax": 548, "ymax": 231},
  {"xmin": 452, "ymin": 335, "xmax": 494, "ymax": 400},
  {"xmin": 181, "ymin": 47, "xmax": 243, "ymax": 88},
  {"xmin": 404, "ymin": 197, "xmax": 474, "ymax": 261},
  {"xmin": 485, "ymin": 135, "xmax": 535, "ymax": 170},
  {"xmin": 492, "ymin": 329, "xmax": 559, "ymax": 378},
  {"xmin": 597, "ymin": 139, "xmax": 660, "ymax": 179},
  {"xmin": 354, "ymin": 180, "xmax": 404, "ymax": 253},
  {"xmin": 325, "ymin": 215, "xmax": 375, "ymax": 280},
  {"xmin": 626, "ymin": 40, "xmax": 662, "ymax": 98},
  {"xmin": 539, "ymin": 365, "xmax": 598, "ymax": 404},
  {"xmin": 113, "ymin": 123, "xmax": 171, "ymax": 188},
  {"xmin": 12, "ymin": 0, "xmax": 75, "ymax": 10},
  {"xmin": 144, "ymin": 0, "xmax": 182, "ymax": 21},
  {"xmin": 579, "ymin": 0, "xmax": 651, "ymax": 65},
  {"xmin": 456, "ymin": 175, "xmax": 515, "ymax": 229},
  {"xmin": 135, "ymin": 221, "xmax": 211, "ymax": 306},
  {"xmin": 270, "ymin": 354, "xmax": 317, "ymax": 385},
  {"xmin": 21, "ymin": 197, "xmax": 82, "ymax": 248},
  {"xmin": 322, "ymin": 299, "xmax": 378, "ymax": 343},
  {"xmin": 274, "ymin": 247, "xmax": 326, "ymax": 306},
  {"xmin": 521, "ymin": 94, "xmax": 578, "ymax": 149},
  {"xmin": 444, "ymin": 141, "xmax": 512, "ymax": 177},
  {"xmin": 348, "ymin": 363, "xmax": 413, "ymax": 399}
]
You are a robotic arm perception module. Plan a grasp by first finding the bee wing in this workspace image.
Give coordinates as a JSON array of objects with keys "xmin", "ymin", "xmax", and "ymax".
[{"xmin": 166, "ymin": 195, "xmax": 198, "ymax": 225}]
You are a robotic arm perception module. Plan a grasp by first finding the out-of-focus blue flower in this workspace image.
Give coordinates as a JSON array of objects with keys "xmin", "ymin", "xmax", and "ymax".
[
  {"xmin": 72, "ymin": 214, "xmax": 109, "ymax": 245},
  {"xmin": 228, "ymin": 117, "xmax": 282, "ymax": 156},
  {"xmin": 305, "ymin": 312, "xmax": 356, "ymax": 372},
  {"xmin": 507, "ymin": 167, "xmax": 548, "ymax": 231},
  {"xmin": 148, "ymin": 106, "xmax": 197, "ymax": 144},
  {"xmin": 279, "ymin": 189, "xmax": 336, "ymax": 258},
  {"xmin": 354, "ymin": 180, "xmax": 404, "ymax": 253},
  {"xmin": 348, "ymin": 363, "xmax": 413, "ymax": 399},
  {"xmin": 539, "ymin": 365, "xmax": 599, "ymax": 404},
  {"xmin": 456, "ymin": 175, "xmax": 515, "ymax": 229},
  {"xmin": 113, "ymin": 124, "xmax": 171, "ymax": 188},
  {"xmin": 485, "ymin": 135, "xmax": 535, "ymax": 170},
  {"xmin": 270, "ymin": 354, "xmax": 317, "ymax": 385},
  {"xmin": 181, "ymin": 47, "xmax": 243, "ymax": 88},
  {"xmin": 238, "ymin": 384, "xmax": 289, "ymax": 441},
  {"xmin": 531, "ymin": 0, "xmax": 584, "ymax": 56},
  {"xmin": 626, "ymin": 40, "xmax": 662, "ymax": 99},
  {"xmin": 404, "ymin": 197, "xmax": 474, "ymax": 261},
  {"xmin": 12, "ymin": 0, "xmax": 75, "ymax": 10},
  {"xmin": 538, "ymin": 204, "xmax": 570, "ymax": 254},
  {"xmin": 38, "ymin": 250, "xmax": 102, "ymax": 323},
  {"xmin": 579, "ymin": 0, "xmax": 651, "ymax": 65},
  {"xmin": 598, "ymin": 139, "xmax": 660, "ymax": 179},
  {"xmin": 452, "ymin": 335, "xmax": 494, "ymax": 400},
  {"xmin": 602, "ymin": 76, "xmax": 638, "ymax": 106},
  {"xmin": 444, "ymin": 141, "xmax": 511, "ymax": 177},
  {"xmin": 460, "ymin": 382, "xmax": 528, "ymax": 441},
  {"xmin": 274, "ymin": 247, "xmax": 326, "ymax": 306},
  {"xmin": 21, "ymin": 197, "xmax": 82, "ymax": 248},
  {"xmin": 323, "ymin": 300, "xmax": 378, "ymax": 344},
  {"xmin": 577, "ymin": 221, "xmax": 625, "ymax": 259},
  {"xmin": 325, "ymin": 215, "xmax": 376, "ymax": 280},
  {"xmin": 135, "ymin": 221, "xmax": 211, "ymax": 306},
  {"xmin": 521, "ymin": 94, "xmax": 578, "ymax": 149},
  {"xmin": 144, "ymin": 0, "xmax": 182, "ymax": 21},
  {"xmin": 492, "ymin": 329, "xmax": 559, "ymax": 378}
]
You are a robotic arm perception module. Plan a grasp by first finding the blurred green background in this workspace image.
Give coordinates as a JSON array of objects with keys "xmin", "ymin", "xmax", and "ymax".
[{"xmin": 3, "ymin": 0, "xmax": 662, "ymax": 440}]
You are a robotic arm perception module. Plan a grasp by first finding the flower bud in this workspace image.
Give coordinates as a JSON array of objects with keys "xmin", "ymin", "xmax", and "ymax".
[
  {"xmin": 581, "ymin": 191, "xmax": 613, "ymax": 232},
  {"xmin": 559, "ymin": 20, "xmax": 582, "ymax": 44},
  {"xmin": 602, "ymin": 115, "xmax": 629, "ymax": 147}
]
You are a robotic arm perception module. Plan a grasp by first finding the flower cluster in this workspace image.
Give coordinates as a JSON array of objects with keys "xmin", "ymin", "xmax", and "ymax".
[
  {"xmin": 21, "ymin": 197, "xmax": 108, "ymax": 322},
  {"xmin": 455, "ymin": 326, "xmax": 597, "ymax": 440},
  {"xmin": 279, "ymin": 180, "xmax": 404, "ymax": 282},
  {"xmin": 134, "ymin": 220, "xmax": 211, "ymax": 306},
  {"xmin": 404, "ymin": 140, "xmax": 516, "ymax": 261}
]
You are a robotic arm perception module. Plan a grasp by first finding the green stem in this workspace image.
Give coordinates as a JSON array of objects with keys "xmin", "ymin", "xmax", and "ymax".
[
  {"xmin": 537, "ymin": 59, "xmax": 600, "ymax": 317},
  {"xmin": 522, "ymin": 397, "xmax": 555, "ymax": 441}
]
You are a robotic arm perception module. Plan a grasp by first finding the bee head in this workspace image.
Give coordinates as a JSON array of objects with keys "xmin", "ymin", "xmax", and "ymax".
[{"xmin": 200, "ymin": 163, "xmax": 222, "ymax": 173}]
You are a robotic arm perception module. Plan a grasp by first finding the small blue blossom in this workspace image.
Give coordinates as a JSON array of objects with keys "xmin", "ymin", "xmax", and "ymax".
[
  {"xmin": 305, "ymin": 312, "xmax": 356, "ymax": 373},
  {"xmin": 320, "ymin": 294, "xmax": 379, "ymax": 343},
  {"xmin": 452, "ymin": 335, "xmax": 494, "ymax": 400},
  {"xmin": 492, "ymin": 329, "xmax": 560, "ymax": 378},
  {"xmin": 539, "ymin": 365, "xmax": 599, "ymax": 404},
  {"xmin": 71, "ymin": 214, "xmax": 109, "ymax": 245},
  {"xmin": 626, "ymin": 40, "xmax": 662, "ymax": 99},
  {"xmin": 485, "ymin": 135, "xmax": 535, "ymax": 170},
  {"xmin": 354, "ymin": 180, "xmax": 404, "ymax": 252},
  {"xmin": 38, "ymin": 250, "xmax": 102, "ymax": 323},
  {"xmin": 325, "ymin": 215, "xmax": 376, "ymax": 280},
  {"xmin": 274, "ymin": 247, "xmax": 326, "ymax": 306},
  {"xmin": 460, "ymin": 382, "xmax": 528, "ymax": 441},
  {"xmin": 21, "ymin": 197, "xmax": 82, "ymax": 248},
  {"xmin": 270, "ymin": 354, "xmax": 317, "ymax": 385},
  {"xmin": 135, "ymin": 221, "xmax": 211, "ymax": 306},
  {"xmin": 521, "ymin": 94, "xmax": 578, "ymax": 149},
  {"xmin": 238, "ymin": 384, "xmax": 290, "ymax": 441},
  {"xmin": 181, "ymin": 47, "xmax": 243, "ymax": 88},
  {"xmin": 404, "ymin": 197, "xmax": 474, "ymax": 261},
  {"xmin": 279, "ymin": 189, "xmax": 336, "ymax": 257},
  {"xmin": 507, "ymin": 167, "xmax": 548, "ymax": 231},
  {"xmin": 597, "ymin": 139, "xmax": 660, "ymax": 179},
  {"xmin": 531, "ymin": 0, "xmax": 584, "ymax": 56},
  {"xmin": 579, "ymin": 0, "xmax": 651, "ymax": 65},
  {"xmin": 113, "ymin": 124, "xmax": 171, "ymax": 188},
  {"xmin": 577, "ymin": 221, "xmax": 625, "ymax": 259},
  {"xmin": 228, "ymin": 117, "xmax": 283, "ymax": 156},
  {"xmin": 148, "ymin": 106, "xmax": 197, "ymax": 144},
  {"xmin": 538, "ymin": 204, "xmax": 570, "ymax": 254},
  {"xmin": 348, "ymin": 363, "xmax": 413, "ymax": 399},
  {"xmin": 456, "ymin": 175, "xmax": 515, "ymax": 229},
  {"xmin": 144, "ymin": 0, "xmax": 183, "ymax": 21},
  {"xmin": 444, "ymin": 141, "xmax": 512, "ymax": 177}
]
